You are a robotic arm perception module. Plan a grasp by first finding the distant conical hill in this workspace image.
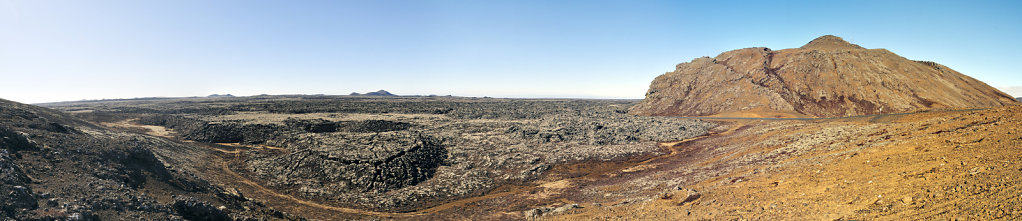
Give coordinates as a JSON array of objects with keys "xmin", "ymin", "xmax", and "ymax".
[
  {"xmin": 350, "ymin": 90, "xmax": 396, "ymax": 96},
  {"xmin": 630, "ymin": 35, "xmax": 1019, "ymax": 117}
]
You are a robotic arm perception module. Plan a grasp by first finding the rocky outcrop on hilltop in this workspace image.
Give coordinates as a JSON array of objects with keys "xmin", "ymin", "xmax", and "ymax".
[{"xmin": 631, "ymin": 35, "xmax": 1019, "ymax": 117}]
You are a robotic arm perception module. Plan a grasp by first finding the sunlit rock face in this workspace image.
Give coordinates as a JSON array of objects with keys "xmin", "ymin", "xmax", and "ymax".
[{"xmin": 631, "ymin": 35, "xmax": 1019, "ymax": 117}]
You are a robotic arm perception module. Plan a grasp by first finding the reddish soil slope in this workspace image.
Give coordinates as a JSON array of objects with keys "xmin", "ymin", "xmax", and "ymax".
[{"xmin": 630, "ymin": 35, "xmax": 1018, "ymax": 117}]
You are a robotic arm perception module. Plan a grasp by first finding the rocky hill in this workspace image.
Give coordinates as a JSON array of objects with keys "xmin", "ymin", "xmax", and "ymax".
[
  {"xmin": 630, "ymin": 35, "xmax": 1018, "ymax": 117},
  {"xmin": 0, "ymin": 98, "xmax": 295, "ymax": 220}
]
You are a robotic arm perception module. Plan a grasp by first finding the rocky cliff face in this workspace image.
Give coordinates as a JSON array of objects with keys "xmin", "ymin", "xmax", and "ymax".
[{"xmin": 630, "ymin": 35, "xmax": 1018, "ymax": 117}]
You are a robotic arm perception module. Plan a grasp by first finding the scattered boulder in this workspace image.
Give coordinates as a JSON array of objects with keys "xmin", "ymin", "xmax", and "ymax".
[
  {"xmin": 0, "ymin": 149, "xmax": 36, "ymax": 215},
  {"xmin": 172, "ymin": 196, "xmax": 231, "ymax": 221},
  {"xmin": 524, "ymin": 207, "xmax": 545, "ymax": 218},
  {"xmin": 552, "ymin": 203, "xmax": 582, "ymax": 213},
  {"xmin": 0, "ymin": 127, "xmax": 35, "ymax": 151},
  {"xmin": 68, "ymin": 211, "xmax": 100, "ymax": 221},
  {"xmin": 524, "ymin": 204, "xmax": 582, "ymax": 218},
  {"xmin": 3, "ymin": 185, "xmax": 37, "ymax": 212},
  {"xmin": 678, "ymin": 188, "xmax": 701, "ymax": 205}
]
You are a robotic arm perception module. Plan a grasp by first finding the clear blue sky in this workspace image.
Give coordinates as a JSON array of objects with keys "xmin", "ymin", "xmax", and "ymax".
[{"xmin": 2, "ymin": 0, "xmax": 1020, "ymax": 103}]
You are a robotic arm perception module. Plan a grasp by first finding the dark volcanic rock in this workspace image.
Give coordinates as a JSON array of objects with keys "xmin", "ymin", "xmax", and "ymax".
[
  {"xmin": 249, "ymin": 133, "xmax": 447, "ymax": 193},
  {"xmin": 0, "ymin": 98, "xmax": 292, "ymax": 220},
  {"xmin": 1, "ymin": 150, "xmax": 36, "ymax": 215},
  {"xmin": 0, "ymin": 127, "xmax": 35, "ymax": 151},
  {"xmin": 631, "ymin": 35, "xmax": 1019, "ymax": 117},
  {"xmin": 44, "ymin": 96, "xmax": 715, "ymax": 213},
  {"xmin": 173, "ymin": 196, "xmax": 232, "ymax": 221},
  {"xmin": 285, "ymin": 118, "xmax": 338, "ymax": 133},
  {"xmin": 507, "ymin": 111, "xmax": 706, "ymax": 145},
  {"xmin": 283, "ymin": 118, "xmax": 412, "ymax": 133},
  {"xmin": 140, "ymin": 115, "xmax": 285, "ymax": 144},
  {"xmin": 336, "ymin": 119, "xmax": 411, "ymax": 133},
  {"xmin": 186, "ymin": 122, "xmax": 284, "ymax": 144}
]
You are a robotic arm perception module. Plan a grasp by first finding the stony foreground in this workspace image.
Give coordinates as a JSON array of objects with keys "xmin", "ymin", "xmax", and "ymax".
[
  {"xmin": 37, "ymin": 96, "xmax": 712, "ymax": 219},
  {"xmin": 19, "ymin": 96, "xmax": 1021, "ymax": 220},
  {"xmin": 0, "ymin": 98, "xmax": 300, "ymax": 220}
]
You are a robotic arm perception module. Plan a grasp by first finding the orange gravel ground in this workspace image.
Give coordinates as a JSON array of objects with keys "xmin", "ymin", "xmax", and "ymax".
[{"xmin": 551, "ymin": 106, "xmax": 1022, "ymax": 220}]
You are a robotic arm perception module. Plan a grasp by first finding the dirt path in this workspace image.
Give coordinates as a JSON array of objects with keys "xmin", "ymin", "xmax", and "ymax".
[
  {"xmin": 100, "ymin": 118, "xmax": 175, "ymax": 137},
  {"xmin": 210, "ymin": 143, "xmax": 287, "ymax": 153}
]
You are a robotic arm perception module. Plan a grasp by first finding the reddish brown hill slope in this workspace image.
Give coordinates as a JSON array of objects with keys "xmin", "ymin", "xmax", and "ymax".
[{"xmin": 630, "ymin": 35, "xmax": 1018, "ymax": 117}]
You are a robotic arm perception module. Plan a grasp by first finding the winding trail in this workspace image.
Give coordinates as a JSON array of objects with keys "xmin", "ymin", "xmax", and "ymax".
[{"xmin": 100, "ymin": 118, "xmax": 175, "ymax": 137}]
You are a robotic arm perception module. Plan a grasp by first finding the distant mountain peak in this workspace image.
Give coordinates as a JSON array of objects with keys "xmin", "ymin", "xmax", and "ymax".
[
  {"xmin": 350, "ymin": 90, "xmax": 396, "ymax": 96},
  {"xmin": 800, "ymin": 35, "xmax": 865, "ymax": 50},
  {"xmin": 207, "ymin": 94, "xmax": 234, "ymax": 98}
]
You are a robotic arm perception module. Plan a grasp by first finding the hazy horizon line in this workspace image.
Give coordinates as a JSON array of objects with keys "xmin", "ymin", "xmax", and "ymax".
[{"xmin": 27, "ymin": 92, "xmax": 647, "ymax": 105}]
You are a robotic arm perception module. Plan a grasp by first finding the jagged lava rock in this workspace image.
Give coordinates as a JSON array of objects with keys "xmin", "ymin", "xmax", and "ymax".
[{"xmin": 630, "ymin": 35, "xmax": 1019, "ymax": 117}]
